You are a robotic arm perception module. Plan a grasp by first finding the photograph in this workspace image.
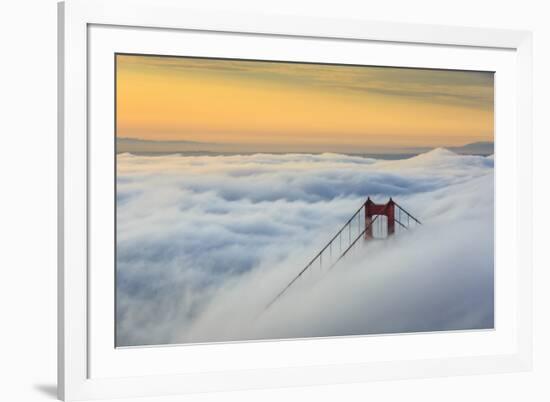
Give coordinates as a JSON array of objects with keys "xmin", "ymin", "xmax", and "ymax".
[{"xmin": 115, "ymin": 54, "xmax": 495, "ymax": 347}]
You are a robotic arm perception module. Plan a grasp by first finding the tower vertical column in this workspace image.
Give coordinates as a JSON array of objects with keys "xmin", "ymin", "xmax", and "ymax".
[
  {"xmin": 387, "ymin": 198, "xmax": 395, "ymax": 236},
  {"xmin": 364, "ymin": 198, "xmax": 374, "ymax": 240}
]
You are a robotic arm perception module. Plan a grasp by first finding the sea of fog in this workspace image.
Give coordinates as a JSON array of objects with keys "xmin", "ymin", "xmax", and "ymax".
[{"xmin": 116, "ymin": 148, "xmax": 494, "ymax": 346}]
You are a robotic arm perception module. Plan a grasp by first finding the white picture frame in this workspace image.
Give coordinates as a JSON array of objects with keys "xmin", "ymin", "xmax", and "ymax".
[{"xmin": 58, "ymin": 0, "xmax": 533, "ymax": 400}]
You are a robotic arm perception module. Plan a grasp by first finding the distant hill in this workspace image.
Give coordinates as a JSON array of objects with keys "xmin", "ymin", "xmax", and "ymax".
[
  {"xmin": 449, "ymin": 142, "xmax": 494, "ymax": 155},
  {"xmin": 117, "ymin": 137, "xmax": 216, "ymax": 153},
  {"xmin": 116, "ymin": 137, "xmax": 495, "ymax": 157}
]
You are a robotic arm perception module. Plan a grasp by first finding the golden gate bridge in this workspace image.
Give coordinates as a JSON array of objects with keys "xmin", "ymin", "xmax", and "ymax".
[{"xmin": 265, "ymin": 197, "xmax": 422, "ymax": 310}]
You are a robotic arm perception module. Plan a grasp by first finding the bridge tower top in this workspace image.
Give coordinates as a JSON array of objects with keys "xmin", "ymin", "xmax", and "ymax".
[{"xmin": 365, "ymin": 197, "xmax": 395, "ymax": 239}]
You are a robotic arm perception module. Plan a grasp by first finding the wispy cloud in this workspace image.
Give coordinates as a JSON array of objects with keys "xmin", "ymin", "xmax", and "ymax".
[{"xmin": 118, "ymin": 55, "xmax": 493, "ymax": 109}]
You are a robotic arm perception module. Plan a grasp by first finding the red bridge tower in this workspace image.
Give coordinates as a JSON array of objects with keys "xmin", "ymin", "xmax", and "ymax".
[{"xmin": 365, "ymin": 197, "xmax": 395, "ymax": 239}]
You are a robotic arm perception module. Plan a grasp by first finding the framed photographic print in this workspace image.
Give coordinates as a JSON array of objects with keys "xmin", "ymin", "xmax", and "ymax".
[{"xmin": 58, "ymin": 0, "xmax": 533, "ymax": 400}]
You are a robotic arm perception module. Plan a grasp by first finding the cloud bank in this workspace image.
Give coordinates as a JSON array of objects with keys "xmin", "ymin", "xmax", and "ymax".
[{"xmin": 116, "ymin": 148, "xmax": 494, "ymax": 346}]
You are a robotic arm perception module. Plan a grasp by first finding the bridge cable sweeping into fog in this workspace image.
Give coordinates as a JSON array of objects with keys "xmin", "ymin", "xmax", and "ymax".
[{"xmin": 264, "ymin": 197, "xmax": 422, "ymax": 311}]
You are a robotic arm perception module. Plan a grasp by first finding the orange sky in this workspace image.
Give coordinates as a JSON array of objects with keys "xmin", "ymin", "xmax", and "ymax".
[{"xmin": 116, "ymin": 54, "xmax": 493, "ymax": 152}]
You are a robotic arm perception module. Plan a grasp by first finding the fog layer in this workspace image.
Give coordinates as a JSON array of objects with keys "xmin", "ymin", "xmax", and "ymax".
[{"xmin": 116, "ymin": 148, "xmax": 494, "ymax": 346}]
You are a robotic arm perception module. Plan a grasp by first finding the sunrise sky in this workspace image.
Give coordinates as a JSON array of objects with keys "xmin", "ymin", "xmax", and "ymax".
[{"xmin": 115, "ymin": 54, "xmax": 494, "ymax": 153}]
